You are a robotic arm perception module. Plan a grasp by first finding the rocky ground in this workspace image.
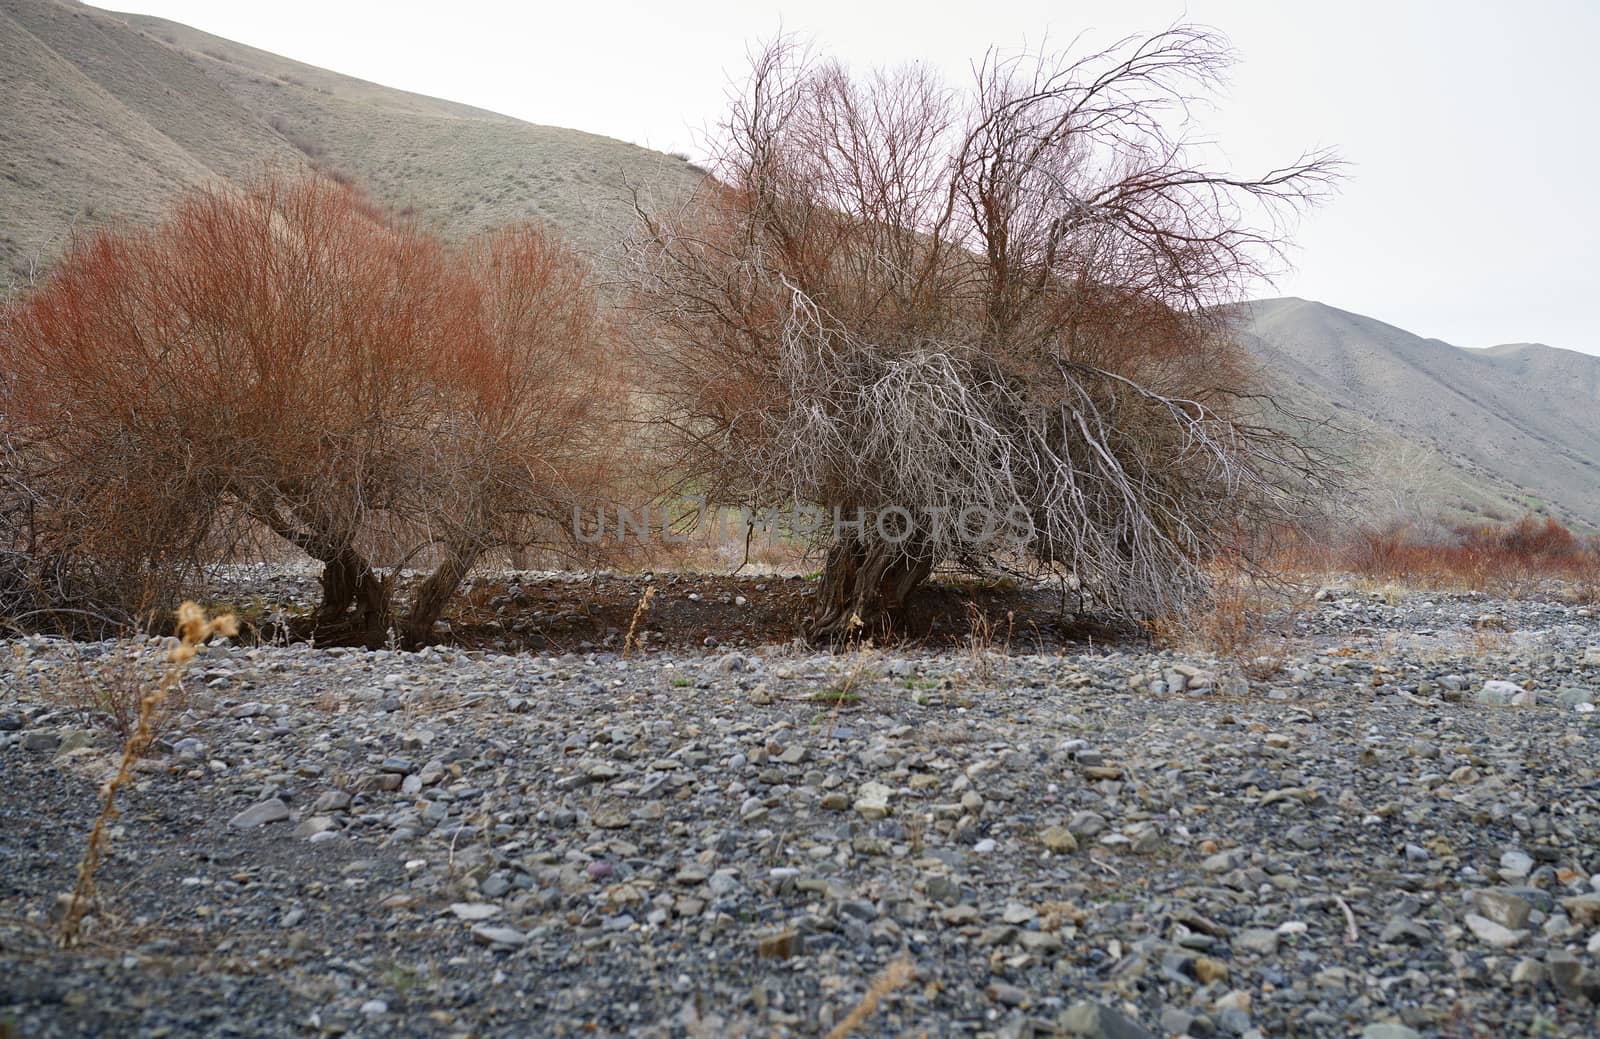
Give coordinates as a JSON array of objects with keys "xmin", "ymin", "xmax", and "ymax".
[{"xmin": 2, "ymin": 574, "xmax": 1600, "ymax": 1038}]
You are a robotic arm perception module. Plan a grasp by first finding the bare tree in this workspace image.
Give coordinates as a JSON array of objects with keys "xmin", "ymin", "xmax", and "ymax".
[{"xmin": 622, "ymin": 29, "xmax": 1342, "ymax": 641}]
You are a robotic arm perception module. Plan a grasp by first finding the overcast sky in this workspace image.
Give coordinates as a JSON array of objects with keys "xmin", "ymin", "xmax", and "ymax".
[{"xmin": 94, "ymin": 0, "xmax": 1600, "ymax": 355}]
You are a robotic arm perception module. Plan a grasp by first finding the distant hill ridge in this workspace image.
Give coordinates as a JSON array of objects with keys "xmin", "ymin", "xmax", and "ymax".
[{"xmin": 1228, "ymin": 298, "xmax": 1600, "ymax": 531}]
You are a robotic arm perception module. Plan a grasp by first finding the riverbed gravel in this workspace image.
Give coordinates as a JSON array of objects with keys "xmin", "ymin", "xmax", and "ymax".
[{"xmin": 2, "ymin": 578, "xmax": 1599, "ymax": 1038}]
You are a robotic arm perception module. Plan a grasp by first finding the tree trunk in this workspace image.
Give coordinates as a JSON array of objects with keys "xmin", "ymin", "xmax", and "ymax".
[
  {"xmin": 244, "ymin": 497, "xmax": 394, "ymax": 645},
  {"xmin": 803, "ymin": 534, "xmax": 935, "ymax": 644},
  {"xmin": 400, "ymin": 543, "xmax": 482, "ymax": 649},
  {"xmin": 315, "ymin": 545, "xmax": 392, "ymax": 646}
]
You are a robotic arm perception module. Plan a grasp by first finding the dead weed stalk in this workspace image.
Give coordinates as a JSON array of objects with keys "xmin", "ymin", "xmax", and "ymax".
[
  {"xmin": 622, "ymin": 583, "xmax": 656, "ymax": 658},
  {"xmin": 58, "ymin": 602, "xmax": 236, "ymax": 947},
  {"xmin": 823, "ymin": 957, "xmax": 914, "ymax": 1039}
]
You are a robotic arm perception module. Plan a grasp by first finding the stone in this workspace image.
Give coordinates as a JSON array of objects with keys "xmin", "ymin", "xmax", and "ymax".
[
  {"xmin": 1379, "ymin": 917, "xmax": 1431, "ymax": 945},
  {"xmin": 228, "ymin": 798, "xmax": 290, "ymax": 829},
  {"xmin": 449, "ymin": 903, "xmax": 501, "ymax": 921},
  {"xmin": 1548, "ymin": 950, "xmax": 1583, "ymax": 996},
  {"xmin": 311, "ymin": 790, "xmax": 351, "ymax": 813},
  {"xmin": 1235, "ymin": 928, "xmax": 1279, "ymax": 956},
  {"xmin": 1472, "ymin": 889, "xmax": 1532, "ymax": 930},
  {"xmin": 21, "ymin": 732, "xmax": 59, "ymax": 753},
  {"xmin": 1499, "ymin": 849, "xmax": 1535, "ymax": 880},
  {"xmin": 1360, "ymin": 1025, "xmax": 1420, "ymax": 1039},
  {"xmin": 469, "ymin": 924, "xmax": 527, "ymax": 947},
  {"xmin": 1475, "ymin": 680, "xmax": 1522, "ymax": 706},
  {"xmin": 986, "ymin": 982, "xmax": 1028, "ymax": 1007},
  {"xmin": 854, "ymin": 781, "xmax": 891, "ymax": 821},
  {"xmin": 757, "ymin": 929, "xmax": 801, "ymax": 959},
  {"xmin": 1043, "ymin": 826, "xmax": 1080, "ymax": 853},
  {"xmin": 1561, "ymin": 894, "xmax": 1600, "ymax": 926},
  {"xmin": 1067, "ymin": 810, "xmax": 1108, "ymax": 836},
  {"xmin": 1511, "ymin": 958, "xmax": 1545, "ymax": 986},
  {"xmin": 55, "ymin": 730, "xmax": 94, "ymax": 755},
  {"xmin": 1464, "ymin": 912, "xmax": 1526, "ymax": 948},
  {"xmin": 1058, "ymin": 1000, "xmax": 1156, "ymax": 1039},
  {"xmin": 292, "ymin": 816, "xmax": 336, "ymax": 839}
]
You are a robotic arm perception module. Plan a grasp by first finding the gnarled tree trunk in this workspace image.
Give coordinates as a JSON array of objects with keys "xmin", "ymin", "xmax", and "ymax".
[
  {"xmin": 314, "ymin": 544, "xmax": 393, "ymax": 646},
  {"xmin": 400, "ymin": 542, "xmax": 483, "ymax": 649},
  {"xmin": 804, "ymin": 533, "xmax": 935, "ymax": 644}
]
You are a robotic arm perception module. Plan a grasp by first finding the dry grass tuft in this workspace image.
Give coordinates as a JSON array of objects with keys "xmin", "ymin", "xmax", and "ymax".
[
  {"xmin": 1151, "ymin": 554, "xmax": 1307, "ymax": 683},
  {"xmin": 962, "ymin": 601, "xmax": 1014, "ymax": 682},
  {"xmin": 58, "ymin": 602, "xmax": 236, "ymax": 947}
]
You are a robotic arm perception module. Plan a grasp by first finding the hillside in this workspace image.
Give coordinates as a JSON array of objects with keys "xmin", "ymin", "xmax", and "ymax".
[
  {"xmin": 0, "ymin": 0, "xmax": 701, "ymax": 284},
  {"xmin": 1229, "ymin": 297, "xmax": 1600, "ymax": 531}
]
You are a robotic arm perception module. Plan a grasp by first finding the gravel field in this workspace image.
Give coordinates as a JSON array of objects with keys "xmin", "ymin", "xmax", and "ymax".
[{"xmin": 3, "ymin": 576, "xmax": 1599, "ymax": 1038}]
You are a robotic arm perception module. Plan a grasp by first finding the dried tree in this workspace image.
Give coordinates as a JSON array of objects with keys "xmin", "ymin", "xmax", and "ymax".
[
  {"xmin": 0, "ymin": 174, "xmax": 618, "ymax": 644},
  {"xmin": 623, "ymin": 29, "xmax": 1342, "ymax": 641}
]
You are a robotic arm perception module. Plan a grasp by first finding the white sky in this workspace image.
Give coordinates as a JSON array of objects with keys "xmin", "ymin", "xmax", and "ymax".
[{"xmin": 93, "ymin": 0, "xmax": 1600, "ymax": 355}]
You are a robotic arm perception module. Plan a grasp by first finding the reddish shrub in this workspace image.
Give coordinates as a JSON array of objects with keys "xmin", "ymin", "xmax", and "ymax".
[
  {"xmin": 0, "ymin": 174, "xmax": 619, "ymax": 643},
  {"xmin": 1345, "ymin": 514, "xmax": 1599, "ymax": 594}
]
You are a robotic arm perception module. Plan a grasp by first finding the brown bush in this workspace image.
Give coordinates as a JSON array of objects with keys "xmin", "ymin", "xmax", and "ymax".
[
  {"xmin": 1346, "ymin": 515, "xmax": 1600, "ymax": 596},
  {"xmin": 0, "ymin": 174, "xmax": 618, "ymax": 644},
  {"xmin": 623, "ymin": 31, "xmax": 1341, "ymax": 641}
]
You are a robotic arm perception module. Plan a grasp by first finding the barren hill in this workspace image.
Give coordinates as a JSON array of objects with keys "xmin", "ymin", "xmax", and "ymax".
[
  {"xmin": 1229, "ymin": 297, "xmax": 1600, "ymax": 531},
  {"xmin": 0, "ymin": 0, "xmax": 700, "ymax": 282}
]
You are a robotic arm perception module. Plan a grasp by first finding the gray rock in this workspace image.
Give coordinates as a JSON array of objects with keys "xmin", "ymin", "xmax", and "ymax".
[
  {"xmin": 292, "ymin": 815, "xmax": 335, "ymax": 839},
  {"xmin": 1511, "ymin": 958, "xmax": 1545, "ymax": 986},
  {"xmin": 449, "ymin": 902, "xmax": 500, "ymax": 921},
  {"xmin": 1472, "ymin": 889, "xmax": 1532, "ymax": 930},
  {"xmin": 1475, "ymin": 681, "xmax": 1520, "ymax": 706},
  {"xmin": 1235, "ymin": 928, "xmax": 1280, "ymax": 956},
  {"xmin": 1499, "ymin": 849, "xmax": 1535, "ymax": 880},
  {"xmin": 1058, "ymin": 1000, "xmax": 1156, "ymax": 1039},
  {"xmin": 20, "ymin": 732, "xmax": 59, "ymax": 753},
  {"xmin": 228, "ymin": 798, "xmax": 290, "ymax": 829},
  {"xmin": 1464, "ymin": 912, "xmax": 1526, "ymax": 948},
  {"xmin": 1548, "ymin": 950, "xmax": 1583, "ymax": 996},
  {"xmin": 1360, "ymin": 1025, "xmax": 1420, "ymax": 1039},
  {"xmin": 854, "ymin": 781, "xmax": 891, "ymax": 821},
  {"xmin": 1379, "ymin": 917, "xmax": 1431, "ymax": 945},
  {"xmin": 469, "ymin": 924, "xmax": 527, "ymax": 947}
]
